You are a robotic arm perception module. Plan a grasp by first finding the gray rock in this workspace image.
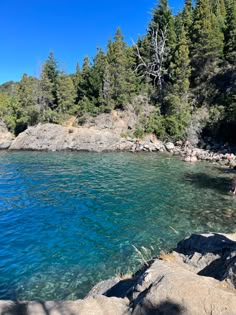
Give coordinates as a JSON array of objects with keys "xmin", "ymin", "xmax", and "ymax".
[
  {"xmin": 9, "ymin": 123, "xmax": 133, "ymax": 152},
  {"xmin": 154, "ymin": 140, "xmax": 165, "ymax": 151},
  {"xmin": 165, "ymin": 142, "xmax": 175, "ymax": 152},
  {"xmin": 0, "ymin": 123, "xmax": 14, "ymax": 150},
  {"xmin": 102, "ymin": 233, "xmax": 236, "ymax": 315},
  {"xmin": 175, "ymin": 233, "xmax": 236, "ymax": 288},
  {"xmin": 184, "ymin": 156, "xmax": 191, "ymax": 162},
  {"xmin": 0, "ymin": 141, "xmax": 12, "ymax": 149},
  {"xmin": 87, "ymin": 278, "xmax": 121, "ymax": 297},
  {"xmin": 132, "ymin": 259, "xmax": 236, "ymax": 315},
  {"xmin": 0, "ymin": 297, "xmax": 130, "ymax": 315},
  {"xmin": 190, "ymin": 155, "xmax": 198, "ymax": 162}
]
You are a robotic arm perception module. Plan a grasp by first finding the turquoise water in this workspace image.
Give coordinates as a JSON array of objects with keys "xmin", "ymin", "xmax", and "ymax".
[{"xmin": 0, "ymin": 151, "xmax": 235, "ymax": 300}]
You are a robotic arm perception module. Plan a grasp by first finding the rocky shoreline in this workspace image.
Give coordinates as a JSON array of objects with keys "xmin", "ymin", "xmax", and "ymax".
[
  {"xmin": 1, "ymin": 122, "xmax": 236, "ymax": 168},
  {"xmin": 1, "ymin": 233, "xmax": 236, "ymax": 314}
]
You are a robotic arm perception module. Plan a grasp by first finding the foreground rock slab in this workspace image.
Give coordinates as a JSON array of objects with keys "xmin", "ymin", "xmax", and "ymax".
[
  {"xmin": 89, "ymin": 233, "xmax": 236, "ymax": 315},
  {"xmin": 0, "ymin": 296, "xmax": 130, "ymax": 315},
  {"xmin": 1, "ymin": 233, "xmax": 236, "ymax": 315}
]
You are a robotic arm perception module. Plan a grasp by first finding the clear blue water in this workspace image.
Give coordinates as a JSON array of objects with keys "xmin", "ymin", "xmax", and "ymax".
[{"xmin": 0, "ymin": 151, "xmax": 235, "ymax": 300}]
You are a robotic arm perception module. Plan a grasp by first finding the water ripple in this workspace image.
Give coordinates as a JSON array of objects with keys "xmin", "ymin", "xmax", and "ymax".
[{"xmin": 0, "ymin": 151, "xmax": 235, "ymax": 300}]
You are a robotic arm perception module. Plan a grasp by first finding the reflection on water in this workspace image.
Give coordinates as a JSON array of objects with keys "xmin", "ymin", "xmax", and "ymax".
[{"xmin": 0, "ymin": 151, "xmax": 235, "ymax": 300}]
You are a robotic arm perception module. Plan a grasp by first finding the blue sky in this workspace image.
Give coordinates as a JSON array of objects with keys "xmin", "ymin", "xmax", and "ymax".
[{"xmin": 0, "ymin": 0, "xmax": 185, "ymax": 84}]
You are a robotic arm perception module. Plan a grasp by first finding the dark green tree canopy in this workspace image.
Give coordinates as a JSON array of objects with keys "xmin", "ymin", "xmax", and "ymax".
[{"xmin": 1, "ymin": 0, "xmax": 236, "ymax": 143}]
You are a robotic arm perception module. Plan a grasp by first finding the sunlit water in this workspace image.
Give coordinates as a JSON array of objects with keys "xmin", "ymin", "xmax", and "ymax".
[{"xmin": 0, "ymin": 151, "xmax": 235, "ymax": 300}]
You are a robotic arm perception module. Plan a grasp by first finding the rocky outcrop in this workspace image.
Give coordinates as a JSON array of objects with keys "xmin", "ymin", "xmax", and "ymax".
[
  {"xmin": 0, "ymin": 122, "xmax": 14, "ymax": 149},
  {"xmin": 8, "ymin": 108, "xmax": 156, "ymax": 152},
  {"xmin": 1, "ymin": 233, "xmax": 236, "ymax": 315},
  {"xmin": 9, "ymin": 123, "xmax": 134, "ymax": 152},
  {"xmin": 84, "ymin": 233, "xmax": 236, "ymax": 315}
]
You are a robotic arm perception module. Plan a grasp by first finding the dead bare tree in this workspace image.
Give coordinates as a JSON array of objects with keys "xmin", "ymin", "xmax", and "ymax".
[{"xmin": 133, "ymin": 25, "xmax": 168, "ymax": 92}]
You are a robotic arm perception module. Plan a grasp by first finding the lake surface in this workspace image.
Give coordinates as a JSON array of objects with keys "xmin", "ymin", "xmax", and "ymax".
[{"xmin": 0, "ymin": 151, "xmax": 235, "ymax": 300}]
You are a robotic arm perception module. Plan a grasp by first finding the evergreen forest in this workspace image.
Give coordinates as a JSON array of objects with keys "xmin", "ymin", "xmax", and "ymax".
[{"xmin": 1, "ymin": 0, "xmax": 236, "ymax": 144}]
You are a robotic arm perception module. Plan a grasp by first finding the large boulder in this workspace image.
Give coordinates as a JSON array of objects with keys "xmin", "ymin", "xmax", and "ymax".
[
  {"xmin": 92, "ymin": 233, "xmax": 236, "ymax": 315},
  {"xmin": 132, "ymin": 258, "xmax": 236, "ymax": 315},
  {"xmin": 175, "ymin": 233, "xmax": 236, "ymax": 289}
]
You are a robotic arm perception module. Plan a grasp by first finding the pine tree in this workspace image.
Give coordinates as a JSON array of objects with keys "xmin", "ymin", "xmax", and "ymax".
[
  {"xmin": 44, "ymin": 52, "xmax": 58, "ymax": 83},
  {"xmin": 149, "ymin": 0, "xmax": 176, "ymax": 52},
  {"xmin": 182, "ymin": 0, "xmax": 193, "ymax": 38},
  {"xmin": 106, "ymin": 28, "xmax": 133, "ymax": 109},
  {"xmin": 126, "ymin": 46, "xmax": 140, "ymax": 95},
  {"xmin": 40, "ymin": 52, "xmax": 59, "ymax": 109},
  {"xmin": 134, "ymin": 35, "xmax": 152, "ymax": 87},
  {"xmin": 174, "ymin": 13, "xmax": 184, "ymax": 39},
  {"xmin": 224, "ymin": 0, "xmax": 236, "ymax": 65},
  {"xmin": 40, "ymin": 65, "xmax": 54, "ymax": 112},
  {"xmin": 56, "ymin": 71, "xmax": 76, "ymax": 114},
  {"xmin": 164, "ymin": 26, "xmax": 191, "ymax": 124},
  {"xmin": 100, "ymin": 60, "xmax": 114, "ymax": 110},
  {"xmin": 90, "ymin": 48, "xmax": 106, "ymax": 103},
  {"xmin": 79, "ymin": 56, "xmax": 92, "ymax": 99},
  {"xmin": 16, "ymin": 74, "xmax": 40, "ymax": 128},
  {"xmin": 191, "ymin": 0, "xmax": 224, "ymax": 83},
  {"xmin": 43, "ymin": 52, "xmax": 58, "ymax": 105},
  {"xmin": 72, "ymin": 63, "xmax": 82, "ymax": 104},
  {"xmin": 171, "ymin": 27, "xmax": 191, "ymax": 99},
  {"xmin": 211, "ymin": 0, "xmax": 226, "ymax": 31},
  {"xmin": 76, "ymin": 56, "xmax": 96, "ymax": 115}
]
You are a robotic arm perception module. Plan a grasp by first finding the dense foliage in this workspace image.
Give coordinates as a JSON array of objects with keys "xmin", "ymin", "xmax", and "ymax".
[{"xmin": 0, "ymin": 0, "xmax": 236, "ymax": 144}]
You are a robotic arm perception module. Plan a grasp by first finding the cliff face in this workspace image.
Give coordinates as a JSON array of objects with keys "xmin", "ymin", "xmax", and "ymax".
[
  {"xmin": 0, "ymin": 121, "xmax": 14, "ymax": 149},
  {"xmin": 1, "ymin": 233, "xmax": 236, "ymax": 315}
]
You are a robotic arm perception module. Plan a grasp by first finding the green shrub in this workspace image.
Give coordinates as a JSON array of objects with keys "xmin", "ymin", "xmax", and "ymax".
[
  {"xmin": 134, "ymin": 127, "xmax": 144, "ymax": 139},
  {"xmin": 145, "ymin": 109, "xmax": 166, "ymax": 139}
]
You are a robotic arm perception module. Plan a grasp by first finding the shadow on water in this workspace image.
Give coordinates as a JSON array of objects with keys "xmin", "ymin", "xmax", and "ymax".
[
  {"xmin": 216, "ymin": 166, "xmax": 236, "ymax": 175},
  {"xmin": 184, "ymin": 172, "xmax": 231, "ymax": 194},
  {"xmin": 0, "ymin": 285, "xmax": 17, "ymax": 301}
]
